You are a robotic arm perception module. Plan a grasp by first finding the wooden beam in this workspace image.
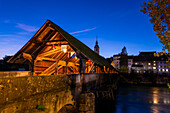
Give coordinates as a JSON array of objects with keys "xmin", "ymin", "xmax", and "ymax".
[
  {"xmin": 40, "ymin": 52, "xmax": 65, "ymax": 75},
  {"xmin": 21, "ymin": 53, "xmax": 32, "ymax": 63},
  {"xmin": 88, "ymin": 63, "xmax": 94, "ymax": 73},
  {"xmin": 36, "ymin": 39, "xmax": 65, "ymax": 43},
  {"xmin": 35, "ymin": 65, "xmax": 49, "ymax": 68},
  {"xmin": 45, "ymin": 44, "xmax": 69, "ymax": 46},
  {"xmin": 36, "ymin": 57, "xmax": 56, "ymax": 62},
  {"xmin": 38, "ymin": 48, "xmax": 60, "ymax": 57}
]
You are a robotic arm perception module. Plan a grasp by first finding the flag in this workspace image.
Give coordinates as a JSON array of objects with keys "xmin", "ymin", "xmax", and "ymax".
[
  {"xmin": 68, "ymin": 52, "xmax": 71, "ymax": 58},
  {"xmin": 70, "ymin": 52, "xmax": 75, "ymax": 57}
]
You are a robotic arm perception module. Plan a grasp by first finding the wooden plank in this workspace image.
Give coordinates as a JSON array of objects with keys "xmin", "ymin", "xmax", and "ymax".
[
  {"xmin": 36, "ymin": 39, "xmax": 65, "ymax": 43},
  {"xmin": 35, "ymin": 65, "xmax": 50, "ymax": 68},
  {"xmin": 88, "ymin": 63, "xmax": 94, "ymax": 73},
  {"xmin": 40, "ymin": 52, "xmax": 65, "ymax": 75},
  {"xmin": 36, "ymin": 57, "xmax": 56, "ymax": 62},
  {"xmin": 38, "ymin": 48, "xmax": 60, "ymax": 57},
  {"xmin": 58, "ymin": 60, "xmax": 66, "ymax": 66}
]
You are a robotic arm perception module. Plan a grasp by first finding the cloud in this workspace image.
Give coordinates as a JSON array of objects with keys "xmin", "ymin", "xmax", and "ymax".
[
  {"xmin": 4, "ymin": 20, "xmax": 10, "ymax": 23},
  {"xmin": 16, "ymin": 23, "xmax": 39, "ymax": 32},
  {"xmin": 0, "ymin": 34, "xmax": 26, "ymax": 44},
  {"xmin": 0, "ymin": 34, "xmax": 23, "ymax": 38},
  {"xmin": 17, "ymin": 32, "xmax": 31, "ymax": 35},
  {"xmin": 70, "ymin": 27, "xmax": 96, "ymax": 35}
]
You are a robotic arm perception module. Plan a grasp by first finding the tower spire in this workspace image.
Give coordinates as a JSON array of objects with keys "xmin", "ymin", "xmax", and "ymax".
[
  {"xmin": 94, "ymin": 36, "xmax": 99, "ymax": 54},
  {"xmin": 96, "ymin": 36, "xmax": 98, "ymax": 45}
]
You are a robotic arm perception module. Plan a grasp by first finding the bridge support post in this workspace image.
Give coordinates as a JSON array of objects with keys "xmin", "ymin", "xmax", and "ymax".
[{"xmin": 78, "ymin": 92, "xmax": 95, "ymax": 113}]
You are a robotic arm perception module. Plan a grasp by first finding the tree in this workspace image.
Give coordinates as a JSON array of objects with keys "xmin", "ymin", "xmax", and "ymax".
[
  {"xmin": 141, "ymin": 0, "xmax": 170, "ymax": 67},
  {"xmin": 141, "ymin": 0, "xmax": 169, "ymax": 52}
]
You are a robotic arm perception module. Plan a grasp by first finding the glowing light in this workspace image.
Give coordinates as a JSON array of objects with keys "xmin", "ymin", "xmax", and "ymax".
[
  {"xmin": 63, "ymin": 49, "xmax": 67, "ymax": 53},
  {"xmin": 153, "ymin": 100, "xmax": 158, "ymax": 104},
  {"xmin": 148, "ymin": 63, "xmax": 151, "ymax": 65},
  {"xmin": 166, "ymin": 69, "xmax": 168, "ymax": 72},
  {"xmin": 153, "ymin": 67, "xmax": 156, "ymax": 69},
  {"xmin": 61, "ymin": 45, "xmax": 67, "ymax": 53}
]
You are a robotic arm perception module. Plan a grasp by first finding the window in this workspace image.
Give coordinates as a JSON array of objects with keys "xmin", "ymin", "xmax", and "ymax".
[
  {"xmin": 159, "ymin": 69, "xmax": 161, "ymax": 71},
  {"xmin": 166, "ymin": 69, "xmax": 168, "ymax": 72},
  {"xmin": 148, "ymin": 63, "xmax": 151, "ymax": 65},
  {"xmin": 135, "ymin": 63, "xmax": 138, "ymax": 65},
  {"xmin": 154, "ymin": 64, "xmax": 156, "ymax": 66},
  {"xmin": 162, "ymin": 69, "xmax": 165, "ymax": 72},
  {"xmin": 153, "ymin": 67, "xmax": 156, "ymax": 69}
]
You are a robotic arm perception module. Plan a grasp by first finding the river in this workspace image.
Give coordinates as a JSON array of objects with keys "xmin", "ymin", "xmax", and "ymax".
[{"xmin": 115, "ymin": 86, "xmax": 170, "ymax": 113}]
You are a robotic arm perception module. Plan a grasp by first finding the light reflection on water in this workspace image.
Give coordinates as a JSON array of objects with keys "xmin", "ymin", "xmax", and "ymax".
[{"xmin": 115, "ymin": 86, "xmax": 170, "ymax": 113}]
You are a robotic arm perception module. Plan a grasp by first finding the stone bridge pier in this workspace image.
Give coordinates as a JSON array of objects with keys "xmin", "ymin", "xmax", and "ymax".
[{"xmin": 0, "ymin": 73, "xmax": 118, "ymax": 113}]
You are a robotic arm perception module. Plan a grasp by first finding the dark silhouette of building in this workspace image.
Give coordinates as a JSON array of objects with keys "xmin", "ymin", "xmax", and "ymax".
[
  {"xmin": 120, "ymin": 46, "xmax": 128, "ymax": 73},
  {"xmin": 94, "ymin": 37, "xmax": 99, "ymax": 54},
  {"xmin": 0, "ymin": 55, "xmax": 29, "ymax": 71}
]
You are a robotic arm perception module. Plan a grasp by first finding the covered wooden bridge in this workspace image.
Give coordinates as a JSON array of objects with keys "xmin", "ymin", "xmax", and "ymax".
[{"xmin": 8, "ymin": 20, "xmax": 117, "ymax": 76}]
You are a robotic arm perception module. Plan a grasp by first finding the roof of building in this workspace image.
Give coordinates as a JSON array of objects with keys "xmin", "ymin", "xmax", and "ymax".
[
  {"xmin": 139, "ymin": 51, "xmax": 156, "ymax": 56},
  {"xmin": 132, "ymin": 64, "xmax": 143, "ymax": 67},
  {"xmin": 8, "ymin": 20, "xmax": 115, "ymax": 69}
]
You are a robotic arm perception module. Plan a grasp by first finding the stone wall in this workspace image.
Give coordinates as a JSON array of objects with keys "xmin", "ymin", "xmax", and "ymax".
[
  {"xmin": 0, "ymin": 71, "xmax": 30, "ymax": 78},
  {"xmin": 0, "ymin": 75, "xmax": 75, "ymax": 112},
  {"xmin": 0, "ymin": 89, "xmax": 74, "ymax": 113}
]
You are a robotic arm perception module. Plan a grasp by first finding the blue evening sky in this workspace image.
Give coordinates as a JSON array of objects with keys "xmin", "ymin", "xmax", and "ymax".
[{"xmin": 0, "ymin": 0, "xmax": 162, "ymax": 59}]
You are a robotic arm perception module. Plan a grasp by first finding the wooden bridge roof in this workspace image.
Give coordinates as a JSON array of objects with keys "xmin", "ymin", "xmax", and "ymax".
[{"xmin": 8, "ymin": 20, "xmax": 114, "ymax": 69}]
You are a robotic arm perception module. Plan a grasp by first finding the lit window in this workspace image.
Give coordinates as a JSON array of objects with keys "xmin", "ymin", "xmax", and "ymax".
[
  {"xmin": 154, "ymin": 61, "xmax": 156, "ymax": 63},
  {"xmin": 166, "ymin": 69, "xmax": 169, "ymax": 72},
  {"xmin": 135, "ymin": 63, "xmax": 138, "ymax": 65},
  {"xmin": 158, "ymin": 66, "xmax": 160, "ymax": 68},
  {"xmin": 162, "ymin": 69, "xmax": 165, "ymax": 72},
  {"xmin": 154, "ymin": 64, "xmax": 156, "ymax": 66},
  {"xmin": 159, "ymin": 69, "xmax": 161, "ymax": 71},
  {"xmin": 153, "ymin": 67, "xmax": 156, "ymax": 69},
  {"xmin": 148, "ymin": 63, "xmax": 151, "ymax": 65}
]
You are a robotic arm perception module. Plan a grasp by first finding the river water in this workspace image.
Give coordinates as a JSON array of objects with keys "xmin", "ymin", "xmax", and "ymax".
[{"xmin": 115, "ymin": 86, "xmax": 170, "ymax": 113}]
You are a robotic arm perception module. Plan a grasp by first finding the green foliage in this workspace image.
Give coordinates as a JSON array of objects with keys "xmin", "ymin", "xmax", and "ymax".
[
  {"xmin": 141, "ymin": 0, "xmax": 170, "ymax": 52},
  {"xmin": 36, "ymin": 104, "xmax": 45, "ymax": 111}
]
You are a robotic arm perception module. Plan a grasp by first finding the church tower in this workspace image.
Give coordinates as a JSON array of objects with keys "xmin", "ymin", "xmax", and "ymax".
[{"xmin": 94, "ymin": 37, "xmax": 99, "ymax": 54}]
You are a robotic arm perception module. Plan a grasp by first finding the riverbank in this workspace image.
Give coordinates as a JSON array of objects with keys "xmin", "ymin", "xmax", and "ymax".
[{"xmin": 119, "ymin": 73, "xmax": 170, "ymax": 87}]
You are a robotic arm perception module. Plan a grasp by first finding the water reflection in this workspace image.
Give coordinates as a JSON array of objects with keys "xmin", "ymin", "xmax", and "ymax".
[
  {"xmin": 115, "ymin": 86, "xmax": 170, "ymax": 113},
  {"xmin": 153, "ymin": 88, "xmax": 158, "ymax": 104}
]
